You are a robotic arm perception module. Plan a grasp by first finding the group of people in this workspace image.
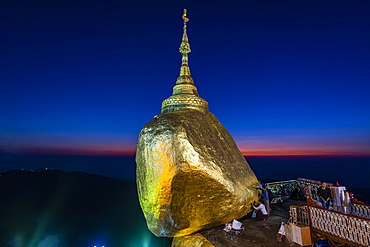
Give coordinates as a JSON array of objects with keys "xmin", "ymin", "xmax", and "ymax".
[
  {"xmin": 253, "ymin": 184, "xmax": 273, "ymax": 221},
  {"xmin": 290, "ymin": 181, "xmax": 332, "ymax": 209},
  {"xmin": 252, "ymin": 181, "xmax": 332, "ymax": 220}
]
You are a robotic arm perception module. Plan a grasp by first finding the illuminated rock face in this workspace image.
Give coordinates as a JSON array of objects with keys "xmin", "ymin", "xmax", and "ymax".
[
  {"xmin": 172, "ymin": 233, "xmax": 215, "ymax": 247},
  {"xmin": 136, "ymin": 109, "xmax": 260, "ymax": 237}
]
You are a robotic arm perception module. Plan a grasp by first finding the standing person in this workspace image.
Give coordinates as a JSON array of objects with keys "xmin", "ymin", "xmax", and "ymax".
[
  {"xmin": 253, "ymin": 201, "xmax": 268, "ymax": 221},
  {"xmin": 257, "ymin": 184, "xmax": 271, "ymax": 215},
  {"xmin": 317, "ymin": 182, "xmax": 331, "ymax": 209},
  {"xmin": 266, "ymin": 185, "xmax": 274, "ymax": 204}
]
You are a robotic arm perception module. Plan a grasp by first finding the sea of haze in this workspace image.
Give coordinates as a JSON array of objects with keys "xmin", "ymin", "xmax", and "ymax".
[{"xmin": 0, "ymin": 154, "xmax": 369, "ymax": 247}]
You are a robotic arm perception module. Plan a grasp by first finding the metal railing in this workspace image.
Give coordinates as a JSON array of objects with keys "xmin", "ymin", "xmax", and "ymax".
[
  {"xmin": 296, "ymin": 178, "xmax": 326, "ymax": 201},
  {"xmin": 265, "ymin": 178, "xmax": 333, "ymax": 201},
  {"xmin": 289, "ymin": 205, "xmax": 370, "ymax": 246},
  {"xmin": 351, "ymin": 203, "xmax": 370, "ymax": 220},
  {"xmin": 268, "ymin": 177, "xmax": 370, "ymax": 218},
  {"xmin": 265, "ymin": 179, "xmax": 297, "ymax": 197},
  {"xmin": 309, "ymin": 206, "xmax": 370, "ymax": 246}
]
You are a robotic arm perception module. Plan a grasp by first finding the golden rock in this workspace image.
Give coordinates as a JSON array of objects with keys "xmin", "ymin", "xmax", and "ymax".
[
  {"xmin": 136, "ymin": 10, "xmax": 259, "ymax": 237},
  {"xmin": 136, "ymin": 109, "xmax": 260, "ymax": 237},
  {"xmin": 172, "ymin": 233, "xmax": 215, "ymax": 247}
]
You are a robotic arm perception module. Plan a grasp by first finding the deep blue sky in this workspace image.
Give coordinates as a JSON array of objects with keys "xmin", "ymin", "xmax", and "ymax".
[{"xmin": 1, "ymin": 0, "xmax": 370, "ymax": 156}]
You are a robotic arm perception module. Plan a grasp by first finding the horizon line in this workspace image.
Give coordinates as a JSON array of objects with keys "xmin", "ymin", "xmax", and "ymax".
[
  {"xmin": 3, "ymin": 136, "xmax": 369, "ymax": 157},
  {"xmin": 1, "ymin": 148, "xmax": 369, "ymax": 158}
]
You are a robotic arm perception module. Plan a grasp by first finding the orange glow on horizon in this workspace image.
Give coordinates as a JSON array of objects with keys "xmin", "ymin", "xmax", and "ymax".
[
  {"xmin": 239, "ymin": 146, "xmax": 370, "ymax": 157},
  {"xmin": 3, "ymin": 137, "xmax": 369, "ymax": 157},
  {"xmin": 5, "ymin": 144, "xmax": 369, "ymax": 157},
  {"xmin": 241, "ymin": 151, "xmax": 370, "ymax": 157}
]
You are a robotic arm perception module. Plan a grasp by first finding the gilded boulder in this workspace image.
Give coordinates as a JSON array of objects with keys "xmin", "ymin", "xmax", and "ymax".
[
  {"xmin": 172, "ymin": 233, "xmax": 215, "ymax": 247},
  {"xmin": 136, "ymin": 109, "xmax": 260, "ymax": 237}
]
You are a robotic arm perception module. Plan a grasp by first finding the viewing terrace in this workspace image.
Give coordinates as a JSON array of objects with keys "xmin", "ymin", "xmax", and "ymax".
[{"xmin": 265, "ymin": 178, "xmax": 370, "ymax": 246}]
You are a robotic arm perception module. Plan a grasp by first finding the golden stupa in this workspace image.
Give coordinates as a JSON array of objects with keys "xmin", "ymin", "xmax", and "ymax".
[
  {"xmin": 161, "ymin": 9, "xmax": 208, "ymax": 114},
  {"xmin": 136, "ymin": 10, "xmax": 259, "ymax": 238}
]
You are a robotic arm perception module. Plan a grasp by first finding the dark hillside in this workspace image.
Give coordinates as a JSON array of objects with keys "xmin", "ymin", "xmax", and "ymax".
[{"xmin": 0, "ymin": 169, "xmax": 168, "ymax": 247}]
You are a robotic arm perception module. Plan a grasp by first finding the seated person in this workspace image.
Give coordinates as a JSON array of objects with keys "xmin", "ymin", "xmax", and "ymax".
[
  {"xmin": 317, "ymin": 182, "xmax": 331, "ymax": 209},
  {"xmin": 253, "ymin": 201, "xmax": 268, "ymax": 221}
]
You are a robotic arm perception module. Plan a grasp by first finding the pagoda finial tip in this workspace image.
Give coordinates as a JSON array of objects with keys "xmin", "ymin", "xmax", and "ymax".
[
  {"xmin": 179, "ymin": 9, "xmax": 191, "ymax": 54},
  {"xmin": 182, "ymin": 9, "xmax": 189, "ymax": 24}
]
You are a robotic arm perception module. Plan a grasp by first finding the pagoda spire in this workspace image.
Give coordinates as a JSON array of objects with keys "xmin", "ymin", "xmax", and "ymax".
[
  {"xmin": 175, "ymin": 9, "xmax": 194, "ymax": 85},
  {"xmin": 179, "ymin": 9, "xmax": 191, "ymax": 78},
  {"xmin": 161, "ymin": 9, "xmax": 208, "ymax": 114}
]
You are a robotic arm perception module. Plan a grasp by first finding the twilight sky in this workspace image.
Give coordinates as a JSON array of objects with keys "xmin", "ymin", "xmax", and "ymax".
[{"xmin": 1, "ymin": 0, "xmax": 370, "ymax": 156}]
